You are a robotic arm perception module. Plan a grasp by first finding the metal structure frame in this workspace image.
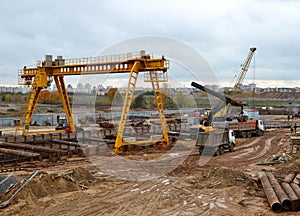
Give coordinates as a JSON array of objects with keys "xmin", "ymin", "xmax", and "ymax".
[
  {"xmin": 17, "ymin": 51, "xmax": 170, "ymax": 153},
  {"xmin": 230, "ymin": 47, "xmax": 256, "ymax": 100}
]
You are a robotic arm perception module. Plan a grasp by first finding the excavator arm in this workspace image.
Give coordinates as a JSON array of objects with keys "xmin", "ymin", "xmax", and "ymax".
[{"xmin": 191, "ymin": 82, "xmax": 244, "ymax": 127}]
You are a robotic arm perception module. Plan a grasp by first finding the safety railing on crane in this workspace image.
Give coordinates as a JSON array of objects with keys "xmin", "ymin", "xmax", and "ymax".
[
  {"xmin": 18, "ymin": 69, "xmax": 36, "ymax": 85},
  {"xmin": 144, "ymin": 71, "xmax": 168, "ymax": 82},
  {"xmin": 18, "ymin": 51, "xmax": 160, "ymax": 85},
  {"xmin": 63, "ymin": 51, "xmax": 151, "ymax": 66}
]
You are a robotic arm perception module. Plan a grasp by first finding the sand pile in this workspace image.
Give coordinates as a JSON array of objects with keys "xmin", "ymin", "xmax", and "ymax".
[{"xmin": 18, "ymin": 167, "xmax": 96, "ymax": 203}]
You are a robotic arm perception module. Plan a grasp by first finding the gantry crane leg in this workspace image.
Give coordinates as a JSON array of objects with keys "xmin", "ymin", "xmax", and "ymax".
[
  {"xmin": 22, "ymin": 87, "xmax": 42, "ymax": 136},
  {"xmin": 150, "ymin": 71, "xmax": 169, "ymax": 145},
  {"xmin": 54, "ymin": 76, "xmax": 75, "ymax": 133},
  {"xmin": 114, "ymin": 61, "xmax": 140, "ymax": 154}
]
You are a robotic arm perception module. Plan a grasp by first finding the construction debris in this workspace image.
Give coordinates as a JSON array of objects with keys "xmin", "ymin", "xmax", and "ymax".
[
  {"xmin": 0, "ymin": 171, "xmax": 39, "ymax": 208},
  {"xmin": 207, "ymin": 181, "xmax": 221, "ymax": 188},
  {"xmin": 290, "ymin": 136, "xmax": 300, "ymax": 145},
  {"xmin": 290, "ymin": 136, "xmax": 300, "ymax": 153},
  {"xmin": 257, "ymin": 153, "xmax": 292, "ymax": 165}
]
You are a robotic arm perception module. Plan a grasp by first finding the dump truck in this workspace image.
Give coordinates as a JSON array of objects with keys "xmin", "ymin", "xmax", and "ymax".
[
  {"xmin": 228, "ymin": 119, "xmax": 264, "ymax": 138},
  {"xmin": 194, "ymin": 129, "xmax": 236, "ymax": 156}
]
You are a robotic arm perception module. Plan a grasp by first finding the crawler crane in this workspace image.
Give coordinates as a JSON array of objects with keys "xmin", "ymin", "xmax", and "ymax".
[{"xmin": 17, "ymin": 51, "xmax": 170, "ymax": 154}]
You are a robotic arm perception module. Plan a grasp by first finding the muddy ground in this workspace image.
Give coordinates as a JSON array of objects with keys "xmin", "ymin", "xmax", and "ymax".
[{"xmin": 1, "ymin": 127, "xmax": 300, "ymax": 216}]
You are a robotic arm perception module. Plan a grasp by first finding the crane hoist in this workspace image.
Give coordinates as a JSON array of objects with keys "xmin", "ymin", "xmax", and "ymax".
[{"xmin": 16, "ymin": 50, "xmax": 170, "ymax": 154}]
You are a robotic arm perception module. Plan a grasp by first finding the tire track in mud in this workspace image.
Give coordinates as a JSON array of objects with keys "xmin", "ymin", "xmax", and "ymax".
[
  {"xmin": 171, "ymin": 130, "xmax": 288, "ymax": 173},
  {"xmin": 208, "ymin": 130, "xmax": 286, "ymax": 167}
]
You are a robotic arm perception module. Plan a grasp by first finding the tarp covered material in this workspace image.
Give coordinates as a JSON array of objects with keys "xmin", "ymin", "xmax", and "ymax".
[{"xmin": 0, "ymin": 175, "xmax": 19, "ymax": 194}]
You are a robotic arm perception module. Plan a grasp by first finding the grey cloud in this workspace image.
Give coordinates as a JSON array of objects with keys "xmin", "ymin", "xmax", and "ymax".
[{"xmin": 0, "ymin": 0, "xmax": 300, "ymax": 87}]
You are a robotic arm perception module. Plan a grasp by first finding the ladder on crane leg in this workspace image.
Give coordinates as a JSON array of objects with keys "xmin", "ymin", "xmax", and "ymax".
[
  {"xmin": 114, "ymin": 66, "xmax": 169, "ymax": 154},
  {"xmin": 150, "ymin": 71, "xmax": 169, "ymax": 146},
  {"xmin": 114, "ymin": 62, "xmax": 140, "ymax": 154}
]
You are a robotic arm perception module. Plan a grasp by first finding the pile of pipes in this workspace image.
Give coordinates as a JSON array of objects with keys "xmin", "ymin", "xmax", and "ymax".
[{"xmin": 260, "ymin": 172, "xmax": 300, "ymax": 212}]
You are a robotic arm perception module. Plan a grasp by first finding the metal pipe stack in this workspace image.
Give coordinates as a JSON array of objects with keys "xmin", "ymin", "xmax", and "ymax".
[{"xmin": 260, "ymin": 172, "xmax": 300, "ymax": 212}]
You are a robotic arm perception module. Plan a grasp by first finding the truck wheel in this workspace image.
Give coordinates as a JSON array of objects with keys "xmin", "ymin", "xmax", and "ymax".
[
  {"xmin": 247, "ymin": 132, "xmax": 251, "ymax": 138},
  {"xmin": 257, "ymin": 130, "xmax": 264, "ymax": 136},
  {"xmin": 241, "ymin": 132, "xmax": 247, "ymax": 138},
  {"xmin": 229, "ymin": 143, "xmax": 234, "ymax": 152},
  {"xmin": 198, "ymin": 147, "xmax": 203, "ymax": 155},
  {"xmin": 214, "ymin": 148, "xmax": 220, "ymax": 156},
  {"xmin": 219, "ymin": 146, "xmax": 224, "ymax": 155}
]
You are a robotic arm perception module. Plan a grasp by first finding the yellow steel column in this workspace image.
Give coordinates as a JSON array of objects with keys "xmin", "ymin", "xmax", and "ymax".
[
  {"xmin": 21, "ymin": 87, "xmax": 42, "ymax": 136},
  {"xmin": 114, "ymin": 61, "xmax": 139, "ymax": 154},
  {"xmin": 54, "ymin": 76, "xmax": 75, "ymax": 133},
  {"xmin": 150, "ymin": 71, "xmax": 169, "ymax": 145}
]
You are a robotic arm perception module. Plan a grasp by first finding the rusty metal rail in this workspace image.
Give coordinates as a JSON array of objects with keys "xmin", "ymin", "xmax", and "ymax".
[
  {"xmin": 0, "ymin": 142, "xmax": 67, "ymax": 154},
  {"xmin": 52, "ymin": 139, "xmax": 80, "ymax": 147},
  {"xmin": 0, "ymin": 148, "xmax": 40, "ymax": 158}
]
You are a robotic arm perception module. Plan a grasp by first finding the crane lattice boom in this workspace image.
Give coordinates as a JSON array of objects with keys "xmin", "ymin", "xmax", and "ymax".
[{"xmin": 230, "ymin": 47, "xmax": 256, "ymax": 99}]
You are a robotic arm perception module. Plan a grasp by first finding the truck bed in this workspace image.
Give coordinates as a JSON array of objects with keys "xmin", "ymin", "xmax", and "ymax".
[
  {"xmin": 196, "ymin": 130, "xmax": 229, "ymax": 147},
  {"xmin": 228, "ymin": 120, "xmax": 257, "ymax": 131}
]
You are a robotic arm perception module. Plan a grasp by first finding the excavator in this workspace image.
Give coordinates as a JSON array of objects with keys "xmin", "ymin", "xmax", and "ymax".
[
  {"xmin": 190, "ymin": 81, "xmax": 245, "ymax": 133},
  {"xmin": 191, "ymin": 81, "xmax": 264, "ymax": 138},
  {"xmin": 191, "ymin": 82, "xmax": 239, "ymax": 155}
]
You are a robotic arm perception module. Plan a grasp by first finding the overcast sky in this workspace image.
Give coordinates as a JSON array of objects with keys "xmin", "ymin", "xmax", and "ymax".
[{"xmin": 1, "ymin": 0, "xmax": 300, "ymax": 88}]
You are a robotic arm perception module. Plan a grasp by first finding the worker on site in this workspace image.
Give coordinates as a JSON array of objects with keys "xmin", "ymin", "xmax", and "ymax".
[
  {"xmin": 294, "ymin": 122, "xmax": 297, "ymax": 134},
  {"xmin": 291, "ymin": 125, "xmax": 294, "ymax": 135}
]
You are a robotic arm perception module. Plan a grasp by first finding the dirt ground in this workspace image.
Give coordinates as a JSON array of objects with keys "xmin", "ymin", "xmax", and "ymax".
[{"xmin": 1, "ymin": 127, "xmax": 300, "ymax": 216}]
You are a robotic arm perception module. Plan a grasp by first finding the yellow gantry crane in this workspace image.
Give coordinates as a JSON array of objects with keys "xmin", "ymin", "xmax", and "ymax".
[{"xmin": 17, "ymin": 51, "xmax": 170, "ymax": 154}]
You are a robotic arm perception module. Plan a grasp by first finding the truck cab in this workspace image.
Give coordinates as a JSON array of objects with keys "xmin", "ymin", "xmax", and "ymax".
[
  {"xmin": 257, "ymin": 119, "xmax": 264, "ymax": 136},
  {"xmin": 228, "ymin": 129, "xmax": 236, "ymax": 146}
]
